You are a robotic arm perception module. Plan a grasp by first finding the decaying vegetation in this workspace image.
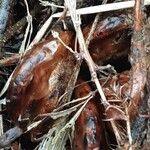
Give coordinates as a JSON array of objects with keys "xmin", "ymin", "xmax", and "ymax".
[{"xmin": 0, "ymin": 0, "xmax": 150, "ymax": 149}]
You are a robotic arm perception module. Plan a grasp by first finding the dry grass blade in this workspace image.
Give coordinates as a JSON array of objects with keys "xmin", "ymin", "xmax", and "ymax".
[
  {"xmin": 0, "ymin": 71, "xmax": 14, "ymax": 97},
  {"xmin": 74, "ymin": 0, "xmax": 150, "ymax": 15},
  {"xmin": 27, "ymin": 120, "xmax": 42, "ymax": 132},
  {"xmin": 54, "ymin": 91, "xmax": 94, "ymax": 112},
  {"xmin": 19, "ymin": 0, "xmax": 33, "ymax": 53},
  {"xmin": 40, "ymin": 101, "xmax": 86, "ymax": 120}
]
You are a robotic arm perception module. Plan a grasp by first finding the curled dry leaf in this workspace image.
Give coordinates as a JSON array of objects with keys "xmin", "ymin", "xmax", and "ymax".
[
  {"xmin": 73, "ymin": 80, "xmax": 108, "ymax": 150},
  {"xmin": 0, "ymin": 31, "xmax": 77, "ymax": 147},
  {"xmin": 83, "ymin": 13, "xmax": 131, "ymax": 65}
]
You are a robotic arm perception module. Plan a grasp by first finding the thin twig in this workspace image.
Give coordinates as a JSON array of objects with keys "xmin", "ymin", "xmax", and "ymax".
[
  {"xmin": 65, "ymin": 0, "xmax": 109, "ymax": 107},
  {"xmin": 51, "ymin": 30, "xmax": 75, "ymax": 54}
]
